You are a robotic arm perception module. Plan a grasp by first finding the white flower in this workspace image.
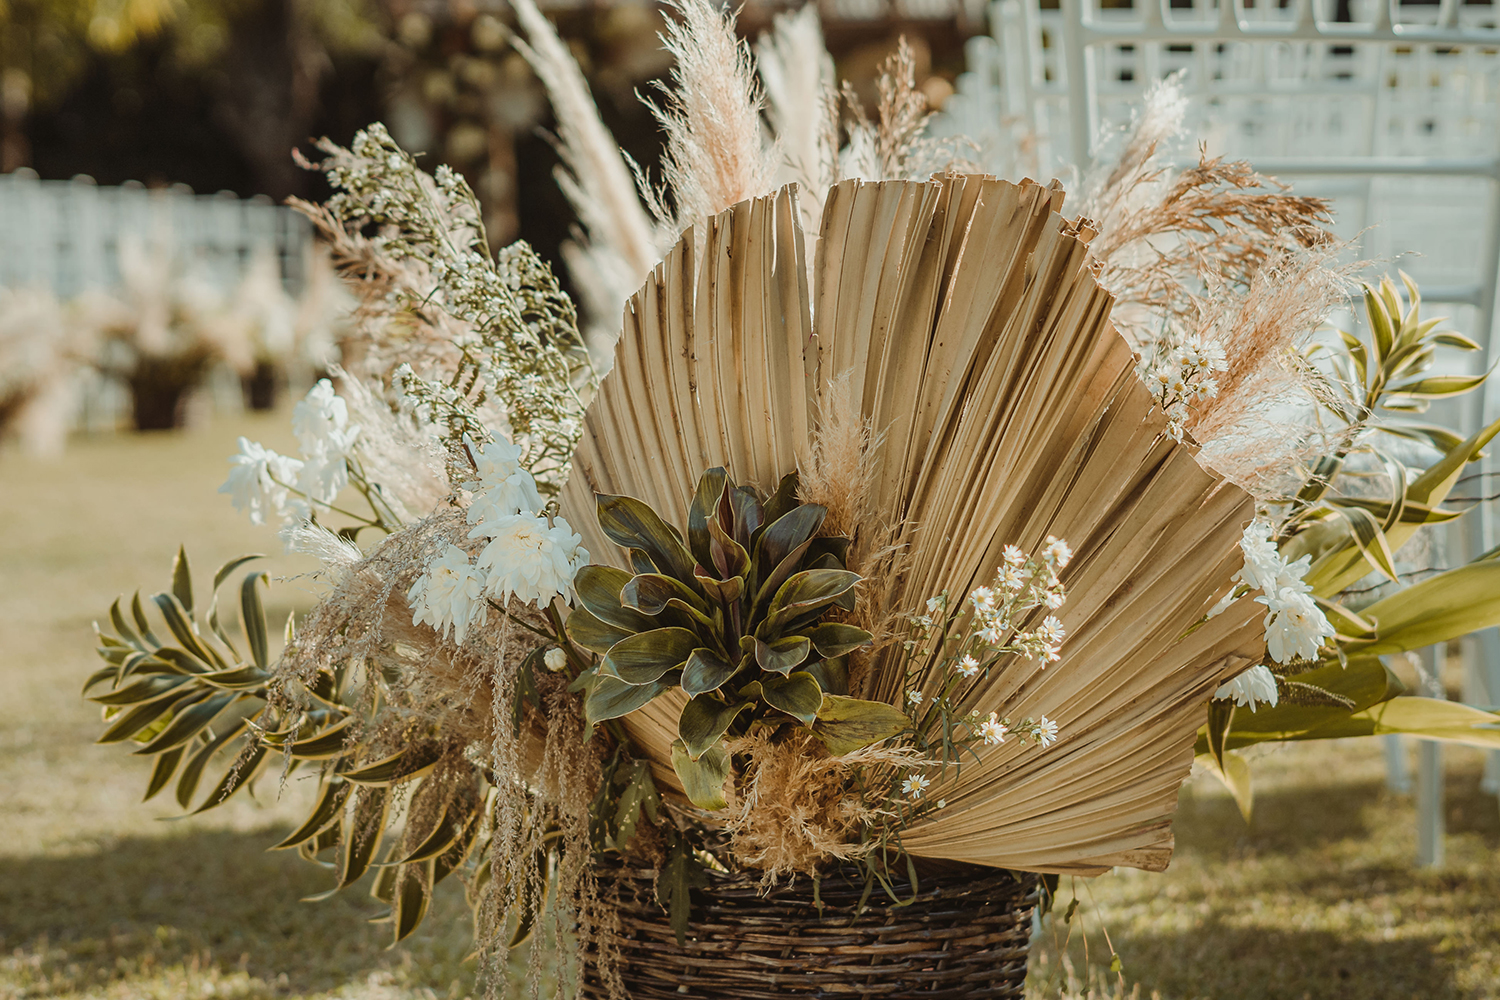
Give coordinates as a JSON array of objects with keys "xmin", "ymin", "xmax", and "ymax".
[
  {"xmin": 468, "ymin": 470, "xmax": 544, "ymax": 523},
  {"xmin": 464, "ymin": 434, "xmax": 526, "ymax": 494},
  {"xmin": 956, "ymin": 654, "xmax": 980, "ymax": 677},
  {"xmin": 1043, "ymin": 591, "xmax": 1065, "ymax": 609},
  {"xmin": 220, "ymin": 437, "xmax": 305, "ymax": 525},
  {"xmin": 970, "ymin": 586, "xmax": 997, "ymax": 611},
  {"xmin": 293, "ymin": 379, "xmax": 360, "ymax": 459},
  {"xmin": 1259, "ymin": 589, "xmax": 1336, "ymax": 663},
  {"xmin": 543, "ymin": 648, "xmax": 568, "ymax": 672},
  {"xmin": 977, "ymin": 623, "xmax": 1003, "ymax": 646},
  {"xmin": 1206, "ymin": 587, "xmax": 1239, "ymax": 620},
  {"xmin": 472, "ymin": 513, "xmax": 588, "ymax": 607},
  {"xmin": 978, "ymin": 713, "xmax": 1008, "ymax": 745},
  {"xmin": 1036, "ymin": 716, "xmax": 1059, "ymax": 747},
  {"xmin": 1271, "ymin": 553, "xmax": 1314, "ymax": 596},
  {"xmin": 901, "ymin": 773, "xmax": 931, "ymax": 797},
  {"xmin": 1044, "ymin": 536, "xmax": 1072, "ymax": 568},
  {"xmin": 926, "ymin": 595, "xmax": 945, "ymax": 614},
  {"xmin": 906, "ymin": 689, "xmax": 924, "ymax": 706},
  {"xmin": 1234, "ymin": 521, "xmax": 1284, "ymax": 593},
  {"xmin": 1038, "ymin": 615, "xmax": 1066, "ymax": 644},
  {"xmin": 409, "ymin": 543, "xmax": 488, "ymax": 644},
  {"xmin": 1003, "ymin": 545, "xmax": 1026, "ymax": 567},
  {"xmin": 1001, "ymin": 566, "xmax": 1025, "ymax": 591},
  {"xmin": 1214, "ymin": 663, "xmax": 1280, "ymax": 710}
]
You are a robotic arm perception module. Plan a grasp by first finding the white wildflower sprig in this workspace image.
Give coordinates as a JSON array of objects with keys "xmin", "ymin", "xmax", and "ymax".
[
  {"xmin": 1135, "ymin": 331, "xmax": 1228, "ymax": 439},
  {"xmin": 312, "ymin": 124, "xmax": 595, "ymax": 489},
  {"xmin": 1209, "ymin": 520, "xmax": 1337, "ymax": 711}
]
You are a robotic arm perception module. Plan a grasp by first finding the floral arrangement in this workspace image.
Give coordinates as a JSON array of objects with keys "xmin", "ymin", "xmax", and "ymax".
[{"xmin": 81, "ymin": 1, "xmax": 1500, "ymax": 997}]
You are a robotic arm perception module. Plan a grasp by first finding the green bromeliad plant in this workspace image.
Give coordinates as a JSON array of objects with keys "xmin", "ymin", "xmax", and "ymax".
[{"xmin": 566, "ymin": 467, "xmax": 908, "ymax": 809}]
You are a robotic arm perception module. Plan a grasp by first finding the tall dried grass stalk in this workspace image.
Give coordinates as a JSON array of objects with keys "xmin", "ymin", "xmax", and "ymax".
[
  {"xmin": 755, "ymin": 5, "xmax": 838, "ymax": 234},
  {"xmin": 510, "ymin": 0, "xmax": 661, "ymax": 364},
  {"xmin": 641, "ymin": 0, "xmax": 776, "ymax": 236},
  {"xmin": 839, "ymin": 40, "xmax": 970, "ymax": 182}
]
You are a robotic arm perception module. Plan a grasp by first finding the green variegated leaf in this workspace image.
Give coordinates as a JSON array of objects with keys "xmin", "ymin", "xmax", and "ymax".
[
  {"xmin": 272, "ymin": 779, "xmax": 352, "ymax": 849},
  {"xmin": 241, "ymin": 572, "xmax": 270, "ymax": 671},
  {"xmin": 89, "ymin": 673, "xmax": 191, "ymax": 706},
  {"xmin": 1387, "ymin": 372, "xmax": 1488, "ymax": 399},
  {"xmin": 670, "ymin": 739, "xmax": 731, "ymax": 811},
  {"xmin": 584, "ymin": 673, "xmax": 671, "ymax": 727},
  {"xmin": 171, "ymin": 547, "xmax": 194, "ymax": 615},
  {"xmin": 1196, "ymin": 749, "xmax": 1253, "ymax": 822},
  {"xmin": 805, "ymin": 623, "xmax": 873, "ymax": 658},
  {"xmin": 131, "ymin": 592, "xmax": 162, "ymax": 647},
  {"xmin": 601, "ymin": 628, "xmax": 699, "ymax": 684},
  {"xmin": 96, "ymin": 690, "xmax": 206, "ymax": 745},
  {"xmin": 213, "ymin": 554, "xmax": 264, "ymax": 592},
  {"xmin": 677, "ymin": 696, "xmax": 751, "ymax": 759},
  {"xmin": 392, "ymin": 861, "xmax": 434, "ymax": 944},
  {"xmin": 812, "ymin": 695, "xmax": 911, "ymax": 755},
  {"xmin": 341, "ymin": 744, "xmax": 443, "ymax": 786},
  {"xmin": 190, "ymin": 743, "xmax": 269, "ymax": 814},
  {"xmin": 133, "ymin": 692, "xmax": 238, "ymax": 755},
  {"xmin": 144, "ymin": 746, "xmax": 186, "ymax": 801},
  {"xmin": 177, "ymin": 715, "xmax": 253, "ymax": 808},
  {"xmin": 110, "ymin": 598, "xmax": 147, "ymax": 652},
  {"xmin": 681, "ymin": 648, "xmax": 737, "ymax": 696},
  {"xmin": 1346, "ymin": 561, "xmax": 1500, "ymax": 657},
  {"xmin": 597, "ymin": 494, "xmax": 696, "ymax": 582},
  {"xmin": 754, "ymin": 635, "xmax": 811, "ymax": 674}
]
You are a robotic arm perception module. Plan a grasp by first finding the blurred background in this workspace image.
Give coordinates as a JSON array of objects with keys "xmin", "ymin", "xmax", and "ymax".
[{"xmin": 2, "ymin": 1, "xmax": 1499, "ymax": 998}]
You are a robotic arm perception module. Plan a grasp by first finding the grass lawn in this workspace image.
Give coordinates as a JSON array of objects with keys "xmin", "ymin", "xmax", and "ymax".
[{"xmin": 2, "ymin": 412, "xmax": 1497, "ymax": 999}]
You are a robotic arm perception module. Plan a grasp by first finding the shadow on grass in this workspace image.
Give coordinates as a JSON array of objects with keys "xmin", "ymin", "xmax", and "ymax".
[
  {"xmin": 0, "ymin": 825, "xmax": 476, "ymax": 997},
  {"xmin": 1110, "ymin": 921, "xmax": 1458, "ymax": 1000},
  {"xmin": 1175, "ymin": 776, "xmax": 1389, "ymax": 855}
]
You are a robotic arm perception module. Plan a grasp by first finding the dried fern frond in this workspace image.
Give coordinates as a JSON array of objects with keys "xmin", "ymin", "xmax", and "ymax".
[
  {"xmin": 640, "ymin": 0, "xmax": 777, "ymax": 237},
  {"xmin": 560, "ymin": 177, "xmax": 1264, "ymax": 874}
]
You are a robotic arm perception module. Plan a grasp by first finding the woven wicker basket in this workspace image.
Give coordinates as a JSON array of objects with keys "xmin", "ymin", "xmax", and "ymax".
[{"xmin": 582, "ymin": 860, "xmax": 1039, "ymax": 999}]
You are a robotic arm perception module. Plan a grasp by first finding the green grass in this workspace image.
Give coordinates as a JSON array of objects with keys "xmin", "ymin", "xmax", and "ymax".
[{"xmin": 2, "ymin": 414, "xmax": 1498, "ymax": 999}]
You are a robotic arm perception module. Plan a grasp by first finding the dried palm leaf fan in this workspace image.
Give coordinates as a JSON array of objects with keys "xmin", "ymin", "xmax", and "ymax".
[{"xmin": 563, "ymin": 174, "xmax": 1266, "ymax": 876}]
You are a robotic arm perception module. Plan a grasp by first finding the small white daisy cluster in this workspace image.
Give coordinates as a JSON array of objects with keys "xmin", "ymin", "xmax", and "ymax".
[
  {"xmin": 964, "ymin": 537, "xmax": 1071, "ymax": 663},
  {"xmin": 1210, "ymin": 521, "xmax": 1337, "ymax": 711},
  {"xmin": 1135, "ymin": 332, "xmax": 1228, "ymax": 439},
  {"xmin": 407, "ymin": 434, "xmax": 588, "ymax": 644},
  {"xmin": 219, "ymin": 379, "xmax": 361, "ymax": 526},
  {"xmin": 970, "ymin": 710, "xmax": 1058, "ymax": 750}
]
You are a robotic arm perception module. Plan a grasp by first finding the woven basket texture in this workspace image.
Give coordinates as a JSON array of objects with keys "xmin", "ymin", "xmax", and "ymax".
[{"xmin": 582, "ymin": 861, "xmax": 1039, "ymax": 999}]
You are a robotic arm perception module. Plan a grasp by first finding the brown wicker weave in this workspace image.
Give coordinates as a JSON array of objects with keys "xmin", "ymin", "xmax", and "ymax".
[{"xmin": 583, "ymin": 860, "xmax": 1039, "ymax": 999}]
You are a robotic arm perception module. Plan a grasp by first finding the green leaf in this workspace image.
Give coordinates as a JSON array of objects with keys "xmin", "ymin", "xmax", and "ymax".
[
  {"xmin": 341, "ymin": 744, "xmax": 443, "ymax": 786},
  {"xmin": 388, "ymin": 804, "xmax": 464, "ymax": 866},
  {"xmin": 272, "ymin": 779, "xmax": 352, "ymax": 849},
  {"xmin": 565, "ymin": 605, "xmax": 637, "ymax": 655},
  {"xmin": 152, "ymin": 592, "xmax": 224, "ymax": 669},
  {"xmin": 754, "ymin": 504, "xmax": 827, "ymax": 578},
  {"xmin": 391, "ymin": 861, "xmax": 434, "ymax": 945},
  {"xmin": 584, "ymin": 673, "xmax": 671, "ymax": 727},
  {"xmin": 1432, "ymin": 332, "xmax": 1482, "ymax": 351},
  {"xmin": 669, "ymin": 739, "xmax": 731, "ymax": 810},
  {"xmin": 681, "ymin": 648, "xmax": 738, "ymax": 696},
  {"xmin": 1364, "ymin": 284, "xmax": 1395, "ymax": 363},
  {"xmin": 1329, "ymin": 505, "xmax": 1399, "ymax": 584},
  {"xmin": 764, "ymin": 569, "xmax": 861, "ymax": 633},
  {"xmin": 1285, "ymin": 697, "xmax": 1500, "ymax": 748},
  {"xmin": 744, "ymin": 671, "xmax": 822, "ymax": 724},
  {"xmin": 601, "ymin": 627, "xmax": 699, "ymax": 685},
  {"xmin": 805, "ymin": 623, "xmax": 873, "ymax": 658},
  {"xmin": 812, "ymin": 695, "xmax": 911, "ymax": 755},
  {"xmin": 213, "ymin": 554, "xmax": 264, "ymax": 593},
  {"xmin": 1197, "ymin": 657, "xmax": 1405, "ymax": 751},
  {"xmin": 802, "ymin": 656, "xmax": 849, "ymax": 696},
  {"xmin": 89, "ymin": 673, "xmax": 191, "ymax": 706},
  {"xmin": 144, "ymin": 746, "xmax": 186, "ymax": 802},
  {"xmin": 1206, "ymin": 699, "xmax": 1235, "ymax": 774},
  {"xmin": 131, "ymin": 592, "xmax": 162, "ymax": 647},
  {"xmin": 241, "ymin": 572, "xmax": 270, "ymax": 671},
  {"xmin": 1198, "ymin": 745, "xmax": 1254, "ymax": 820},
  {"xmin": 177, "ymin": 715, "xmax": 253, "ymax": 808},
  {"xmin": 189, "ymin": 743, "xmax": 269, "ymax": 814},
  {"xmin": 761, "ymin": 472, "xmax": 800, "ymax": 527},
  {"xmin": 133, "ymin": 692, "xmax": 238, "ymax": 756},
  {"xmin": 574, "ymin": 565, "xmax": 656, "ymax": 632},
  {"xmin": 109, "ymin": 598, "xmax": 147, "ymax": 652},
  {"xmin": 597, "ymin": 494, "xmax": 696, "ymax": 583},
  {"xmin": 687, "ymin": 467, "xmax": 730, "ymax": 571},
  {"xmin": 1387, "ymin": 372, "xmax": 1489, "ymax": 399},
  {"xmin": 1348, "ymin": 560, "xmax": 1500, "ymax": 657},
  {"xmin": 706, "ymin": 511, "xmax": 751, "ymax": 580},
  {"xmin": 284, "ymin": 717, "xmax": 357, "ymax": 759},
  {"xmin": 324, "ymin": 784, "xmax": 391, "ymax": 890},
  {"xmin": 96, "ymin": 690, "xmax": 206, "ymax": 745},
  {"xmin": 657, "ymin": 830, "xmax": 706, "ymax": 945},
  {"xmin": 754, "ymin": 635, "xmax": 812, "ymax": 674},
  {"xmin": 677, "ymin": 696, "xmax": 751, "ymax": 759},
  {"xmin": 171, "ymin": 547, "xmax": 194, "ymax": 615},
  {"xmin": 621, "ymin": 573, "xmax": 711, "ymax": 617}
]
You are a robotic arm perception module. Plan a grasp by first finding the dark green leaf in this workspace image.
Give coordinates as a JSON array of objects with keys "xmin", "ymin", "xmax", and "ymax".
[
  {"xmin": 96, "ymin": 690, "xmax": 206, "ymax": 745},
  {"xmin": 1206, "ymin": 699, "xmax": 1234, "ymax": 774},
  {"xmin": 574, "ymin": 565, "xmax": 655, "ymax": 631},
  {"xmin": 144, "ymin": 746, "xmax": 185, "ymax": 801},
  {"xmin": 601, "ymin": 627, "xmax": 699, "ymax": 684},
  {"xmin": 657, "ymin": 831, "xmax": 706, "ymax": 946},
  {"xmin": 177, "ymin": 715, "xmax": 253, "ymax": 808},
  {"xmin": 755, "ymin": 504, "xmax": 827, "ymax": 576},
  {"xmin": 341, "ymin": 744, "xmax": 443, "ymax": 786},
  {"xmin": 133, "ymin": 692, "xmax": 238, "ymax": 755},
  {"xmin": 754, "ymin": 635, "xmax": 812, "ymax": 674},
  {"xmin": 764, "ymin": 569, "xmax": 860, "ymax": 633},
  {"xmin": 761, "ymin": 472, "xmax": 800, "ymax": 528},
  {"xmin": 745, "ymin": 671, "xmax": 823, "ymax": 724},
  {"xmin": 677, "ymin": 696, "xmax": 751, "ymax": 759},
  {"xmin": 804, "ymin": 623, "xmax": 873, "ymax": 658},
  {"xmin": 584, "ymin": 674, "xmax": 671, "ymax": 727},
  {"xmin": 110, "ymin": 598, "xmax": 147, "ymax": 652},
  {"xmin": 327, "ymin": 784, "xmax": 391, "ymax": 888},
  {"xmin": 688, "ymin": 467, "xmax": 730, "ymax": 571},
  {"xmin": 681, "ymin": 648, "xmax": 738, "ymax": 696},
  {"xmin": 621, "ymin": 573, "xmax": 711, "ymax": 616},
  {"xmin": 565, "ymin": 605, "xmax": 637, "ymax": 655},
  {"xmin": 152, "ymin": 592, "xmax": 225, "ymax": 669},
  {"xmin": 284, "ymin": 717, "xmax": 357, "ymax": 759},
  {"xmin": 89, "ymin": 673, "xmax": 191, "ymax": 706},
  {"xmin": 802, "ymin": 656, "xmax": 849, "ymax": 696},
  {"xmin": 213, "ymin": 554, "xmax": 264, "ymax": 593},
  {"xmin": 597, "ymin": 494, "xmax": 696, "ymax": 582},
  {"xmin": 392, "ymin": 862, "xmax": 434, "ymax": 944},
  {"xmin": 241, "ymin": 572, "xmax": 270, "ymax": 671},
  {"xmin": 172, "ymin": 547, "xmax": 194, "ymax": 615},
  {"xmin": 272, "ymin": 779, "xmax": 352, "ymax": 849},
  {"xmin": 189, "ymin": 742, "xmax": 269, "ymax": 814}
]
